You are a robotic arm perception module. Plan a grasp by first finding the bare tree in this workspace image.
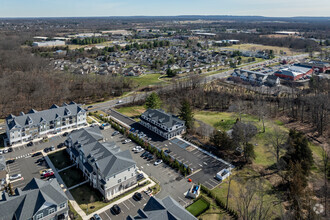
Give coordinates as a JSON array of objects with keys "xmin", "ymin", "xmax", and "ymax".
[{"xmin": 268, "ymin": 125, "xmax": 287, "ymax": 165}]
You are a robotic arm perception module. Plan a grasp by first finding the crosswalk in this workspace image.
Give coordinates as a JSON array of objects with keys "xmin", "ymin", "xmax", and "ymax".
[{"xmin": 15, "ymin": 153, "xmax": 31, "ymax": 159}]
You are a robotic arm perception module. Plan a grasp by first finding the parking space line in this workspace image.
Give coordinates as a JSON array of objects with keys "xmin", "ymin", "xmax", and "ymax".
[
  {"xmin": 205, "ymin": 181, "xmax": 216, "ymax": 188},
  {"xmin": 193, "ymin": 150, "xmax": 199, "ymax": 154},
  {"xmin": 122, "ymin": 201, "xmax": 129, "ymax": 210},
  {"xmin": 208, "ymin": 178, "xmax": 219, "ymax": 185},
  {"xmin": 104, "ymin": 211, "xmax": 112, "ymax": 220},
  {"xmin": 177, "ymin": 196, "xmax": 187, "ymax": 206},
  {"xmin": 127, "ymin": 199, "xmax": 135, "ymax": 207}
]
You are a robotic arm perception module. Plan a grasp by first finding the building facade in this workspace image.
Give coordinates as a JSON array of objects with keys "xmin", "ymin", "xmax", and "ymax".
[
  {"xmin": 65, "ymin": 127, "xmax": 138, "ymax": 200},
  {"xmin": 6, "ymin": 102, "xmax": 87, "ymax": 145},
  {"xmin": 140, "ymin": 109, "xmax": 186, "ymax": 140},
  {"xmin": 232, "ymin": 69, "xmax": 280, "ymax": 86},
  {"xmin": 274, "ymin": 64, "xmax": 313, "ymax": 81},
  {"xmin": 0, "ymin": 178, "xmax": 68, "ymax": 220}
]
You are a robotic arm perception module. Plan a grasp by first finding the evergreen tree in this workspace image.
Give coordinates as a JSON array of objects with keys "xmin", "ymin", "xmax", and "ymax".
[
  {"xmin": 145, "ymin": 92, "xmax": 162, "ymax": 109},
  {"xmin": 179, "ymin": 99, "xmax": 194, "ymax": 130},
  {"xmin": 210, "ymin": 130, "xmax": 234, "ymax": 150}
]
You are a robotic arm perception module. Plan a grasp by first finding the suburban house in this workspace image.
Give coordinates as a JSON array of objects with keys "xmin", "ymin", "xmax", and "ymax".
[
  {"xmin": 140, "ymin": 109, "xmax": 186, "ymax": 140},
  {"xmin": 274, "ymin": 64, "xmax": 313, "ymax": 81},
  {"xmin": 127, "ymin": 196, "xmax": 197, "ymax": 220},
  {"xmin": 65, "ymin": 127, "xmax": 138, "ymax": 200},
  {"xmin": 0, "ymin": 178, "xmax": 68, "ymax": 220},
  {"xmin": 232, "ymin": 69, "xmax": 280, "ymax": 86},
  {"xmin": 5, "ymin": 102, "xmax": 87, "ymax": 146}
]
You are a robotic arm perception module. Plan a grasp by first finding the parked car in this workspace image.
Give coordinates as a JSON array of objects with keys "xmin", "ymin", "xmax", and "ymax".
[
  {"xmin": 44, "ymin": 171, "xmax": 54, "ymax": 178},
  {"xmin": 147, "ymin": 154, "xmax": 154, "ymax": 161},
  {"xmin": 135, "ymin": 148, "xmax": 143, "ymax": 153},
  {"xmin": 143, "ymin": 153, "xmax": 150, "ymax": 159},
  {"xmin": 8, "ymin": 148, "xmax": 13, "ymax": 152},
  {"xmin": 116, "ymin": 100, "xmax": 123, "ymax": 104},
  {"xmin": 32, "ymin": 152, "xmax": 42, "ymax": 157},
  {"xmin": 132, "ymin": 146, "xmax": 142, "ymax": 152},
  {"xmin": 164, "ymin": 149, "xmax": 172, "ymax": 154},
  {"xmin": 57, "ymin": 143, "xmax": 65, "ymax": 149},
  {"xmin": 62, "ymin": 132, "xmax": 69, "ymax": 137},
  {"xmin": 3, "ymin": 149, "xmax": 8, "ymax": 154},
  {"xmin": 0, "ymin": 150, "xmax": 2, "ymax": 155},
  {"xmin": 87, "ymin": 105, "xmax": 93, "ymax": 109},
  {"xmin": 93, "ymin": 213, "xmax": 102, "ymax": 220},
  {"xmin": 6, "ymin": 159, "xmax": 15, "ymax": 165},
  {"xmin": 111, "ymin": 204, "xmax": 121, "ymax": 215},
  {"xmin": 50, "ymin": 146, "xmax": 55, "ymax": 151},
  {"xmin": 36, "ymin": 158, "xmax": 45, "ymax": 163},
  {"xmin": 42, "ymin": 169, "xmax": 53, "ymax": 176},
  {"xmin": 123, "ymin": 139, "xmax": 131, "ymax": 144},
  {"xmin": 27, "ymin": 142, "xmax": 33, "ymax": 147},
  {"xmin": 44, "ymin": 148, "xmax": 50, "ymax": 153},
  {"xmin": 9, "ymin": 174, "xmax": 22, "ymax": 180},
  {"xmin": 137, "ymin": 173, "xmax": 144, "ymax": 181},
  {"xmin": 154, "ymin": 159, "xmax": 163, "ymax": 166},
  {"xmin": 141, "ymin": 151, "xmax": 148, "ymax": 158},
  {"xmin": 112, "ymin": 131, "xmax": 119, "ymax": 136},
  {"xmin": 133, "ymin": 192, "xmax": 143, "ymax": 201}
]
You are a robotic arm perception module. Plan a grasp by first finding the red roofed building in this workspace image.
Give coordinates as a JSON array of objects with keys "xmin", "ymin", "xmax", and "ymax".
[{"xmin": 275, "ymin": 64, "xmax": 313, "ymax": 81}]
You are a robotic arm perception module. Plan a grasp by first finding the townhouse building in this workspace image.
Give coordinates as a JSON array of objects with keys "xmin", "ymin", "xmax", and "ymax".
[
  {"xmin": 0, "ymin": 178, "xmax": 68, "ymax": 220},
  {"xmin": 6, "ymin": 102, "xmax": 87, "ymax": 146},
  {"xmin": 65, "ymin": 127, "xmax": 137, "ymax": 200},
  {"xmin": 140, "ymin": 109, "xmax": 186, "ymax": 140},
  {"xmin": 232, "ymin": 69, "xmax": 280, "ymax": 86}
]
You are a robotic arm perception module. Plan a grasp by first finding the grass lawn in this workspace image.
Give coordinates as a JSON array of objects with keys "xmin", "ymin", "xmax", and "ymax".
[
  {"xmin": 59, "ymin": 167, "xmax": 86, "ymax": 188},
  {"xmin": 186, "ymin": 197, "xmax": 210, "ymax": 217},
  {"xmin": 130, "ymin": 73, "xmax": 164, "ymax": 88},
  {"xmin": 68, "ymin": 202, "xmax": 83, "ymax": 220},
  {"xmin": 115, "ymin": 105, "xmax": 146, "ymax": 121},
  {"xmin": 225, "ymin": 43, "xmax": 299, "ymax": 55},
  {"xmin": 48, "ymin": 150, "xmax": 73, "ymax": 170},
  {"xmin": 199, "ymin": 193, "xmax": 231, "ymax": 220},
  {"xmin": 71, "ymin": 180, "xmax": 151, "ymax": 214}
]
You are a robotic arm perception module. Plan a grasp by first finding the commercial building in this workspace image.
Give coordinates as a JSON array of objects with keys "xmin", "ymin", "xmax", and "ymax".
[
  {"xmin": 65, "ymin": 127, "xmax": 138, "ymax": 200},
  {"xmin": 299, "ymin": 61, "xmax": 330, "ymax": 73},
  {"xmin": 140, "ymin": 109, "xmax": 186, "ymax": 140},
  {"xmin": 232, "ymin": 69, "xmax": 280, "ymax": 86},
  {"xmin": 0, "ymin": 178, "xmax": 68, "ymax": 220},
  {"xmin": 6, "ymin": 102, "xmax": 87, "ymax": 146},
  {"xmin": 275, "ymin": 64, "xmax": 313, "ymax": 80},
  {"xmin": 32, "ymin": 40, "xmax": 65, "ymax": 47},
  {"xmin": 127, "ymin": 196, "xmax": 197, "ymax": 220}
]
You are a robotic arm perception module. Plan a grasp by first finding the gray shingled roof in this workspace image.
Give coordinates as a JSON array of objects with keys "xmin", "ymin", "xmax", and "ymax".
[
  {"xmin": 69, "ymin": 127, "xmax": 136, "ymax": 178},
  {"xmin": 141, "ymin": 109, "xmax": 185, "ymax": 130},
  {"xmin": 6, "ymin": 103, "xmax": 85, "ymax": 130},
  {"xmin": 127, "ymin": 196, "xmax": 197, "ymax": 220},
  {"xmin": 0, "ymin": 178, "xmax": 68, "ymax": 220}
]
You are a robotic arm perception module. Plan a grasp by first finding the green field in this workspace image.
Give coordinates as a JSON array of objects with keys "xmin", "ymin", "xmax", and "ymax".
[
  {"xmin": 225, "ymin": 43, "xmax": 299, "ymax": 55},
  {"xmin": 116, "ymin": 105, "xmax": 146, "ymax": 121},
  {"xmin": 186, "ymin": 197, "xmax": 210, "ymax": 217},
  {"xmin": 130, "ymin": 73, "xmax": 165, "ymax": 88}
]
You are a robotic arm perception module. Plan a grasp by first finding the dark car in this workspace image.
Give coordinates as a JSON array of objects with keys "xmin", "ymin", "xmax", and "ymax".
[
  {"xmin": 133, "ymin": 192, "xmax": 143, "ymax": 201},
  {"xmin": 87, "ymin": 105, "xmax": 93, "ymax": 108},
  {"xmin": 6, "ymin": 159, "xmax": 15, "ymax": 165},
  {"xmin": 57, "ymin": 143, "xmax": 65, "ymax": 149},
  {"xmin": 147, "ymin": 155, "xmax": 154, "ymax": 161},
  {"xmin": 8, "ymin": 148, "xmax": 13, "ymax": 152},
  {"xmin": 44, "ymin": 148, "xmax": 50, "ymax": 153},
  {"xmin": 143, "ymin": 153, "xmax": 150, "ymax": 159},
  {"xmin": 27, "ymin": 142, "xmax": 33, "ymax": 147},
  {"xmin": 111, "ymin": 204, "xmax": 121, "ymax": 215},
  {"xmin": 62, "ymin": 132, "xmax": 69, "ymax": 137},
  {"xmin": 32, "ymin": 152, "xmax": 42, "ymax": 157},
  {"xmin": 112, "ymin": 131, "xmax": 119, "ymax": 136},
  {"xmin": 36, "ymin": 158, "xmax": 45, "ymax": 163},
  {"xmin": 137, "ymin": 173, "xmax": 144, "ymax": 181},
  {"xmin": 164, "ymin": 149, "xmax": 171, "ymax": 154},
  {"xmin": 93, "ymin": 214, "xmax": 102, "ymax": 220},
  {"xmin": 141, "ymin": 151, "xmax": 148, "ymax": 158}
]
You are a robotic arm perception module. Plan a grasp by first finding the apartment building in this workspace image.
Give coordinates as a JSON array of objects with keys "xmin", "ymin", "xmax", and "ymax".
[
  {"xmin": 65, "ymin": 127, "xmax": 137, "ymax": 200},
  {"xmin": 140, "ymin": 109, "xmax": 186, "ymax": 140},
  {"xmin": 0, "ymin": 178, "xmax": 68, "ymax": 220},
  {"xmin": 6, "ymin": 102, "xmax": 87, "ymax": 145}
]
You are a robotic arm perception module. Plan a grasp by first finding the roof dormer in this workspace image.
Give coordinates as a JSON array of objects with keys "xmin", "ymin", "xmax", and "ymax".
[{"xmin": 26, "ymin": 116, "xmax": 33, "ymax": 125}]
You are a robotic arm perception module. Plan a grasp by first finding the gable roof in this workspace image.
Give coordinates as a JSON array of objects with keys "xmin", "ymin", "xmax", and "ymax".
[
  {"xmin": 0, "ymin": 178, "xmax": 67, "ymax": 220},
  {"xmin": 127, "ymin": 196, "xmax": 197, "ymax": 220},
  {"xmin": 6, "ymin": 103, "xmax": 85, "ymax": 130},
  {"xmin": 69, "ymin": 127, "xmax": 136, "ymax": 178},
  {"xmin": 141, "ymin": 109, "xmax": 185, "ymax": 130}
]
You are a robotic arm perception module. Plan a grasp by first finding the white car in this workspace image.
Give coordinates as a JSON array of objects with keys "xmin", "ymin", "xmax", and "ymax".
[
  {"xmin": 135, "ymin": 148, "xmax": 144, "ymax": 153},
  {"xmin": 154, "ymin": 159, "xmax": 163, "ymax": 166},
  {"xmin": 123, "ymin": 139, "xmax": 131, "ymax": 144},
  {"xmin": 9, "ymin": 174, "xmax": 22, "ymax": 180},
  {"xmin": 133, "ymin": 146, "xmax": 142, "ymax": 151},
  {"xmin": 3, "ymin": 149, "xmax": 8, "ymax": 154}
]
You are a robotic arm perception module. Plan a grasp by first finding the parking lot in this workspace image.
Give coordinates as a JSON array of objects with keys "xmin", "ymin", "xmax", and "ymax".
[
  {"xmin": 6, "ymin": 153, "xmax": 50, "ymax": 189},
  {"xmin": 99, "ymin": 193, "xmax": 148, "ymax": 220},
  {"xmin": 107, "ymin": 110, "xmax": 231, "ymax": 190},
  {"xmin": 101, "ymin": 127, "xmax": 193, "ymax": 207}
]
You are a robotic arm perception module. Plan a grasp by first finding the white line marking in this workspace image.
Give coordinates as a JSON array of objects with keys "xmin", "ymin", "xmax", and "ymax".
[
  {"xmin": 199, "ymin": 164, "xmax": 203, "ymax": 167},
  {"xmin": 122, "ymin": 201, "xmax": 129, "ymax": 210},
  {"xmin": 205, "ymin": 181, "xmax": 216, "ymax": 188},
  {"xmin": 104, "ymin": 211, "xmax": 112, "ymax": 220},
  {"xmin": 208, "ymin": 178, "xmax": 219, "ymax": 185},
  {"xmin": 193, "ymin": 151, "xmax": 199, "ymax": 154},
  {"xmin": 127, "ymin": 199, "xmax": 135, "ymax": 207},
  {"xmin": 203, "ymin": 162, "xmax": 208, "ymax": 165},
  {"xmin": 177, "ymin": 196, "xmax": 187, "ymax": 205}
]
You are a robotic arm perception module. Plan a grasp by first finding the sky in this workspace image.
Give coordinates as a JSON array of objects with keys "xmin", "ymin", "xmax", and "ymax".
[{"xmin": 0, "ymin": 0, "xmax": 329, "ymax": 18}]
